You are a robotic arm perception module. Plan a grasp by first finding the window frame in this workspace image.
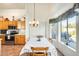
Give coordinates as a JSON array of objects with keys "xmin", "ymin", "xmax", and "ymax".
[{"xmin": 60, "ymin": 15, "xmax": 77, "ymax": 49}]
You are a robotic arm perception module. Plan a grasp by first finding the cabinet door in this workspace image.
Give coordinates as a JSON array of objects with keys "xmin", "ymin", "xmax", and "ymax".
[
  {"xmin": 15, "ymin": 35, "xmax": 25, "ymax": 45},
  {"xmin": 0, "ymin": 35, "xmax": 5, "ymax": 44},
  {"xmin": 21, "ymin": 21, "xmax": 26, "ymax": 29},
  {"xmin": 17, "ymin": 21, "xmax": 26, "ymax": 29},
  {"xmin": 0, "ymin": 21, "xmax": 8, "ymax": 30},
  {"xmin": 0, "ymin": 22, "xmax": 3, "ymax": 30},
  {"xmin": 2, "ymin": 21, "xmax": 8, "ymax": 29},
  {"xmin": 8, "ymin": 21, "xmax": 17, "ymax": 26}
]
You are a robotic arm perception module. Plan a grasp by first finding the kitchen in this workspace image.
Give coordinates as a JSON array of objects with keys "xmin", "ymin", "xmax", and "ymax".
[
  {"xmin": 0, "ymin": 3, "xmax": 75, "ymax": 56},
  {"xmin": 0, "ymin": 16, "xmax": 26, "ymax": 45}
]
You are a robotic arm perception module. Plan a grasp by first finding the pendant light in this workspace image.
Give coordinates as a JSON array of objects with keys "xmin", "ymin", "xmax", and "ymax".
[{"xmin": 29, "ymin": 3, "xmax": 39, "ymax": 27}]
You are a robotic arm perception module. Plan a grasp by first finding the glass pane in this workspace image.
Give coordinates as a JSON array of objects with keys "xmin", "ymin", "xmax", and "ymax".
[
  {"xmin": 61, "ymin": 20, "xmax": 68, "ymax": 44},
  {"xmin": 50, "ymin": 23, "xmax": 58, "ymax": 40},
  {"xmin": 68, "ymin": 16, "xmax": 76, "ymax": 49},
  {"xmin": 52, "ymin": 23, "xmax": 58, "ymax": 39}
]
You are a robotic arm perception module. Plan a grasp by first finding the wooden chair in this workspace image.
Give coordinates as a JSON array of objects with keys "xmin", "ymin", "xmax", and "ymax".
[{"xmin": 31, "ymin": 47, "xmax": 48, "ymax": 56}]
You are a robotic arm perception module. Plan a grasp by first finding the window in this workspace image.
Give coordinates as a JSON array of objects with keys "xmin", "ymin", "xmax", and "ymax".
[
  {"xmin": 49, "ymin": 8, "xmax": 77, "ymax": 49},
  {"xmin": 61, "ymin": 20, "xmax": 68, "ymax": 44},
  {"xmin": 50, "ymin": 23, "xmax": 58, "ymax": 40},
  {"xmin": 68, "ymin": 16, "xmax": 76, "ymax": 49},
  {"xmin": 61, "ymin": 16, "xmax": 76, "ymax": 49}
]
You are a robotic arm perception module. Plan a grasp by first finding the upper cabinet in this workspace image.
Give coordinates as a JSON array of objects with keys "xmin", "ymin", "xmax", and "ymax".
[
  {"xmin": 0, "ymin": 21, "xmax": 8, "ymax": 30},
  {"xmin": 0, "ymin": 21, "xmax": 17, "ymax": 30},
  {"xmin": 8, "ymin": 16, "xmax": 17, "ymax": 26},
  {"xmin": 8, "ymin": 21, "xmax": 17, "ymax": 26},
  {"xmin": 17, "ymin": 21, "xmax": 26, "ymax": 30},
  {"xmin": 17, "ymin": 17, "xmax": 26, "ymax": 30},
  {"xmin": 2, "ymin": 21, "xmax": 8, "ymax": 30},
  {"xmin": 0, "ymin": 16, "xmax": 26, "ymax": 30}
]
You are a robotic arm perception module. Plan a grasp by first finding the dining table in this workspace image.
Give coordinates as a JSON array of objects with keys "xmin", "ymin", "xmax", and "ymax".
[{"xmin": 20, "ymin": 38, "xmax": 57, "ymax": 56}]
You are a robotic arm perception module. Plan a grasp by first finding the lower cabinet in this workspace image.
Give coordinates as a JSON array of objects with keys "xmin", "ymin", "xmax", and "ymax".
[
  {"xmin": 15, "ymin": 35, "xmax": 25, "ymax": 45},
  {"xmin": 0, "ymin": 35, "xmax": 5, "ymax": 44}
]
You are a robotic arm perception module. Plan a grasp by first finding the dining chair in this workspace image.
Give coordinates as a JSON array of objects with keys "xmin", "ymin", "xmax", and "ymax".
[{"xmin": 31, "ymin": 47, "xmax": 48, "ymax": 56}]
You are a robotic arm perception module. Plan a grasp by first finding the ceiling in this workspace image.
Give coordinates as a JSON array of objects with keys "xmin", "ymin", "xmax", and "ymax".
[
  {"xmin": 0, "ymin": 3, "xmax": 25, "ymax": 9},
  {"xmin": 0, "ymin": 3, "xmax": 74, "ymax": 21}
]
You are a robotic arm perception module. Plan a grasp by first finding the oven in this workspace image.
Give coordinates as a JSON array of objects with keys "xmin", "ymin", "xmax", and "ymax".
[{"xmin": 5, "ymin": 29, "xmax": 18, "ymax": 44}]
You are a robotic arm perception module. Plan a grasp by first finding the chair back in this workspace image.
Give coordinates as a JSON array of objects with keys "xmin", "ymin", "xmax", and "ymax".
[
  {"xmin": 31, "ymin": 47, "xmax": 48, "ymax": 56},
  {"xmin": 31, "ymin": 47, "xmax": 48, "ymax": 51}
]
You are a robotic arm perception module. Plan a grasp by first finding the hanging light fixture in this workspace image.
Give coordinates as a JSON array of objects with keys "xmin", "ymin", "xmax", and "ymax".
[{"xmin": 29, "ymin": 3, "xmax": 39, "ymax": 27}]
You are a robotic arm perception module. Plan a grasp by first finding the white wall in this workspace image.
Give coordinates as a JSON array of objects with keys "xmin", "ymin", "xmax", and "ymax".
[
  {"xmin": 53, "ymin": 40, "xmax": 76, "ymax": 56},
  {"xmin": 0, "ymin": 9, "xmax": 26, "ymax": 20},
  {"xmin": 29, "ymin": 20, "xmax": 46, "ymax": 39},
  {"xmin": 25, "ymin": 3, "xmax": 51, "ymax": 39}
]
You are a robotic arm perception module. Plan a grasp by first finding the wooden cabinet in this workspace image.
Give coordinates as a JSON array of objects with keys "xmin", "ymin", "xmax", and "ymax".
[
  {"xmin": 2, "ymin": 21, "xmax": 8, "ymax": 29},
  {"xmin": 0, "ymin": 20, "xmax": 26, "ymax": 30},
  {"xmin": 0, "ymin": 35, "xmax": 5, "ymax": 44},
  {"xmin": 15, "ymin": 35, "xmax": 25, "ymax": 45},
  {"xmin": 17, "ymin": 21, "xmax": 26, "ymax": 29},
  {"xmin": 21, "ymin": 21, "xmax": 26, "ymax": 29},
  {"xmin": 0, "ymin": 22, "xmax": 3, "ymax": 30},
  {"xmin": 0, "ymin": 21, "xmax": 8, "ymax": 30},
  {"xmin": 8, "ymin": 21, "xmax": 17, "ymax": 26},
  {"xmin": 0, "ymin": 34, "xmax": 26, "ymax": 45},
  {"xmin": 0, "ymin": 20, "xmax": 18, "ymax": 30}
]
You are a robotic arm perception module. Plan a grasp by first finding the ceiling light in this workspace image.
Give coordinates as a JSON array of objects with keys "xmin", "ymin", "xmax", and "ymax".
[{"xmin": 29, "ymin": 3, "xmax": 39, "ymax": 27}]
